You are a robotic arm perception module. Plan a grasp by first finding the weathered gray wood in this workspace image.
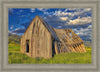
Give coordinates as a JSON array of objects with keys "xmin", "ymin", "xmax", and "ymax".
[
  {"xmin": 21, "ymin": 15, "xmax": 52, "ymax": 59},
  {"xmin": 20, "ymin": 15, "xmax": 86, "ymax": 59},
  {"xmin": 54, "ymin": 28, "xmax": 86, "ymax": 53}
]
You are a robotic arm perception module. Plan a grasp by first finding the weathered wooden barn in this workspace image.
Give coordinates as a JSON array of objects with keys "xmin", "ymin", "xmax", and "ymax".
[{"xmin": 20, "ymin": 15, "xmax": 86, "ymax": 59}]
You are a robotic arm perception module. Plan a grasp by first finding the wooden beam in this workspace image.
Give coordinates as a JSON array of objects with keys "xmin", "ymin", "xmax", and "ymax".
[{"xmin": 55, "ymin": 41, "xmax": 59, "ymax": 54}]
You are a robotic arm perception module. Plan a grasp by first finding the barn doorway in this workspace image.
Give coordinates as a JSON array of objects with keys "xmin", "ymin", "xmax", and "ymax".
[
  {"xmin": 26, "ymin": 40, "xmax": 29, "ymax": 53},
  {"xmin": 52, "ymin": 41, "xmax": 55, "ymax": 57}
]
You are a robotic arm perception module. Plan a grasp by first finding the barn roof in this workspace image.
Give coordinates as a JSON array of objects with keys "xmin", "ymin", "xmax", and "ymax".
[{"xmin": 36, "ymin": 15, "xmax": 60, "ymax": 41}]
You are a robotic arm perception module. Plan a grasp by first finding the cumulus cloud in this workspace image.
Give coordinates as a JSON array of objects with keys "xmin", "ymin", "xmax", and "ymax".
[
  {"xmin": 54, "ymin": 10, "xmax": 72, "ymax": 16},
  {"xmin": 8, "ymin": 31, "xmax": 17, "ymax": 35},
  {"xmin": 43, "ymin": 13, "xmax": 92, "ymax": 29},
  {"xmin": 72, "ymin": 24, "xmax": 92, "ymax": 41},
  {"xmin": 40, "ymin": 8, "xmax": 92, "ymax": 41},
  {"xmin": 68, "ymin": 16, "xmax": 92, "ymax": 25},
  {"xmin": 52, "ymin": 8, "xmax": 92, "ymax": 20},
  {"xmin": 60, "ymin": 17, "xmax": 69, "ymax": 21},
  {"xmin": 72, "ymin": 8, "xmax": 92, "ymax": 16},
  {"xmin": 8, "ymin": 27, "xmax": 26, "ymax": 35},
  {"xmin": 8, "ymin": 8, "xmax": 92, "ymax": 41},
  {"xmin": 13, "ymin": 28, "xmax": 26, "ymax": 33},
  {"xmin": 70, "ymin": 8, "xmax": 92, "ymax": 20},
  {"xmin": 43, "ymin": 8, "xmax": 92, "ymax": 27}
]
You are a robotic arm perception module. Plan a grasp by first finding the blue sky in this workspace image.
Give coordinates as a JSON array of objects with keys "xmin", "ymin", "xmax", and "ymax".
[{"xmin": 8, "ymin": 8, "xmax": 92, "ymax": 41}]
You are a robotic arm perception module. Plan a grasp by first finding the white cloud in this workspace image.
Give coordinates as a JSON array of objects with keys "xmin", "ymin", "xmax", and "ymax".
[
  {"xmin": 72, "ymin": 24, "xmax": 92, "ymax": 38},
  {"xmin": 37, "ymin": 8, "xmax": 48, "ymax": 11},
  {"xmin": 60, "ymin": 17, "xmax": 68, "ymax": 21},
  {"xmin": 54, "ymin": 10, "xmax": 72, "ymax": 16},
  {"xmin": 88, "ymin": 24, "xmax": 92, "ymax": 29},
  {"xmin": 10, "ymin": 25, "xmax": 14, "ymax": 29},
  {"xmin": 44, "ymin": 11, "xmax": 54, "ymax": 15},
  {"xmin": 8, "ymin": 27, "xmax": 26, "ymax": 35},
  {"xmin": 71, "ymin": 8, "xmax": 92, "ymax": 16},
  {"xmin": 8, "ymin": 31, "xmax": 17, "ymax": 35},
  {"xmin": 44, "ymin": 12, "xmax": 49, "ymax": 14},
  {"xmin": 53, "ymin": 8, "xmax": 91, "ymax": 17},
  {"xmin": 65, "ymin": 9, "xmax": 68, "ymax": 11},
  {"xmin": 57, "ymin": 26, "xmax": 62, "ymax": 28},
  {"xmin": 68, "ymin": 16, "xmax": 92, "ymax": 25},
  {"xmin": 43, "ymin": 8, "xmax": 92, "ymax": 26},
  {"xmin": 30, "ymin": 8, "xmax": 35, "ymax": 12}
]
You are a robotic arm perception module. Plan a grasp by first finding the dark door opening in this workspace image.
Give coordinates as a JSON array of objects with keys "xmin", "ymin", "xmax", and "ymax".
[
  {"xmin": 26, "ymin": 40, "xmax": 29, "ymax": 53},
  {"xmin": 52, "ymin": 41, "xmax": 55, "ymax": 57}
]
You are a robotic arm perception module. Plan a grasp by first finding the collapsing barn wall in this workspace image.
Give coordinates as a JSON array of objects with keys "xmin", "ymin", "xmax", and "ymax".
[{"xmin": 54, "ymin": 28, "xmax": 86, "ymax": 54}]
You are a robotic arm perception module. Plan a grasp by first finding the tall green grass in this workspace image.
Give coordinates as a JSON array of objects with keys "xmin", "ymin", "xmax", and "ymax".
[{"xmin": 8, "ymin": 44, "xmax": 92, "ymax": 64}]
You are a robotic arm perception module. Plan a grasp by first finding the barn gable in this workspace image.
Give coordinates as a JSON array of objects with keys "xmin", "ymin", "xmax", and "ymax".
[
  {"xmin": 22, "ymin": 15, "xmax": 58, "ymax": 40},
  {"xmin": 36, "ymin": 16, "xmax": 59, "ymax": 41},
  {"xmin": 21, "ymin": 15, "xmax": 56, "ymax": 58}
]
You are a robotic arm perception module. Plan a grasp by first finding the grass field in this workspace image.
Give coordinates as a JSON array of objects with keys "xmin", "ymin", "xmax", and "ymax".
[{"xmin": 8, "ymin": 44, "xmax": 92, "ymax": 64}]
